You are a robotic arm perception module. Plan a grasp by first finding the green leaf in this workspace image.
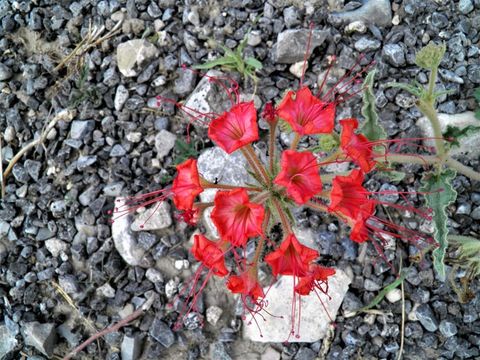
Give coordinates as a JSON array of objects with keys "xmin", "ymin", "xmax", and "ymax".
[
  {"xmin": 355, "ymin": 271, "xmax": 406, "ymax": 313},
  {"xmin": 192, "ymin": 57, "xmax": 237, "ymax": 70},
  {"xmin": 312, "ymin": 133, "xmax": 339, "ymax": 153},
  {"xmin": 379, "ymin": 169, "xmax": 406, "ymax": 183},
  {"xmin": 420, "ymin": 169, "xmax": 457, "ymax": 281},
  {"xmin": 475, "ymin": 109, "xmax": 480, "ymax": 120},
  {"xmin": 360, "ymin": 70, "xmax": 387, "ymax": 142},
  {"xmin": 386, "ymin": 82, "xmax": 424, "ymax": 98},
  {"xmin": 244, "ymin": 57, "xmax": 263, "ymax": 70},
  {"xmin": 443, "ymin": 125, "xmax": 480, "ymax": 147},
  {"xmin": 415, "ymin": 42, "xmax": 446, "ymax": 70}
]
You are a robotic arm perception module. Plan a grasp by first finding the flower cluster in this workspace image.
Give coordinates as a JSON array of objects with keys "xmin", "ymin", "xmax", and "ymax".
[{"xmin": 111, "ymin": 59, "xmax": 436, "ymax": 340}]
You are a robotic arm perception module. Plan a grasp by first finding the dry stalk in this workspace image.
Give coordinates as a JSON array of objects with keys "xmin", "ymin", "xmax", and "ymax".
[
  {"xmin": 54, "ymin": 19, "xmax": 123, "ymax": 73},
  {"xmin": 1, "ymin": 109, "xmax": 75, "ymax": 197},
  {"xmin": 62, "ymin": 295, "xmax": 155, "ymax": 360}
]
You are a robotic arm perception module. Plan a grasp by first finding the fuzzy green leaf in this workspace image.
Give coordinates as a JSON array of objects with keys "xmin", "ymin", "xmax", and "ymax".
[
  {"xmin": 312, "ymin": 133, "xmax": 339, "ymax": 153},
  {"xmin": 386, "ymin": 82, "xmax": 424, "ymax": 97},
  {"xmin": 420, "ymin": 169, "xmax": 457, "ymax": 281},
  {"xmin": 474, "ymin": 88, "xmax": 480, "ymax": 102},
  {"xmin": 415, "ymin": 42, "xmax": 446, "ymax": 70},
  {"xmin": 360, "ymin": 70, "xmax": 387, "ymax": 142},
  {"xmin": 475, "ymin": 109, "xmax": 480, "ymax": 120},
  {"xmin": 443, "ymin": 125, "xmax": 480, "ymax": 147}
]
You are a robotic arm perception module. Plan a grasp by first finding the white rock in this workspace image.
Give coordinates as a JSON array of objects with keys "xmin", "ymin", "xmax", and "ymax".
[
  {"xmin": 96, "ymin": 283, "xmax": 116, "ymax": 298},
  {"xmin": 146, "ymin": 268, "xmax": 164, "ymax": 283},
  {"xmin": 206, "ymin": 305, "xmax": 223, "ymax": 326},
  {"xmin": 165, "ymin": 279, "xmax": 178, "ymax": 299},
  {"xmin": 416, "ymin": 111, "xmax": 480, "ymax": 159},
  {"xmin": 289, "ymin": 61, "xmax": 307, "ymax": 78},
  {"xmin": 154, "ymin": 129, "xmax": 177, "ymax": 160},
  {"xmin": 183, "ymin": 70, "xmax": 231, "ymax": 128},
  {"xmin": 386, "ymin": 288, "xmax": 402, "ymax": 303},
  {"xmin": 114, "ymin": 84, "xmax": 129, "ymax": 111},
  {"xmin": 44, "ymin": 238, "xmax": 67, "ymax": 257},
  {"xmin": 197, "ymin": 147, "xmax": 252, "ymax": 238},
  {"xmin": 131, "ymin": 201, "xmax": 172, "ymax": 231},
  {"xmin": 174, "ymin": 259, "xmax": 190, "ymax": 270},
  {"xmin": 392, "ymin": 14, "xmax": 401, "ymax": 25},
  {"xmin": 261, "ymin": 347, "xmax": 281, "ymax": 360},
  {"xmin": 112, "ymin": 198, "xmax": 147, "ymax": 266},
  {"xmin": 243, "ymin": 269, "xmax": 351, "ymax": 342},
  {"xmin": 345, "ymin": 21, "xmax": 367, "ymax": 34},
  {"xmin": 117, "ymin": 39, "xmax": 160, "ymax": 77}
]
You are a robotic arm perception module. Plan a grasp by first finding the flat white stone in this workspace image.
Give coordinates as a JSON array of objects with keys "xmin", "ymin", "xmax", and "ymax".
[{"xmin": 243, "ymin": 269, "xmax": 351, "ymax": 342}]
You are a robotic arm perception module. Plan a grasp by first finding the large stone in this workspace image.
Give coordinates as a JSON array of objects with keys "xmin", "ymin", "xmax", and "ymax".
[
  {"xmin": 0, "ymin": 325, "xmax": 18, "ymax": 359},
  {"xmin": 121, "ymin": 334, "xmax": 143, "ymax": 360},
  {"xmin": 416, "ymin": 111, "xmax": 480, "ymax": 159},
  {"xmin": 197, "ymin": 147, "xmax": 252, "ymax": 238},
  {"xmin": 117, "ymin": 39, "xmax": 160, "ymax": 77},
  {"xmin": 243, "ymin": 269, "xmax": 351, "ymax": 342},
  {"xmin": 329, "ymin": 0, "xmax": 392, "ymax": 27},
  {"xmin": 112, "ymin": 198, "xmax": 147, "ymax": 266},
  {"xmin": 154, "ymin": 130, "xmax": 177, "ymax": 160},
  {"xmin": 182, "ymin": 70, "xmax": 231, "ymax": 128},
  {"xmin": 22, "ymin": 322, "xmax": 56, "ymax": 357},
  {"xmin": 274, "ymin": 29, "xmax": 329, "ymax": 64},
  {"xmin": 131, "ymin": 201, "xmax": 172, "ymax": 231}
]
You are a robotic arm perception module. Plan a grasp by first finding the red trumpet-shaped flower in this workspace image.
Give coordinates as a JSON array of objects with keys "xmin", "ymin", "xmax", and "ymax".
[
  {"xmin": 339, "ymin": 118, "xmax": 376, "ymax": 173},
  {"xmin": 265, "ymin": 233, "xmax": 319, "ymax": 277},
  {"xmin": 171, "ymin": 159, "xmax": 204, "ymax": 211},
  {"xmin": 295, "ymin": 264, "xmax": 336, "ymax": 295},
  {"xmin": 274, "ymin": 150, "xmax": 322, "ymax": 204},
  {"xmin": 208, "ymin": 101, "xmax": 259, "ymax": 154},
  {"xmin": 276, "ymin": 87, "xmax": 335, "ymax": 136},
  {"xmin": 328, "ymin": 169, "xmax": 375, "ymax": 243},
  {"xmin": 328, "ymin": 169, "xmax": 374, "ymax": 219},
  {"xmin": 210, "ymin": 188, "xmax": 265, "ymax": 247},
  {"xmin": 227, "ymin": 271, "xmax": 265, "ymax": 301},
  {"xmin": 191, "ymin": 234, "xmax": 229, "ymax": 276}
]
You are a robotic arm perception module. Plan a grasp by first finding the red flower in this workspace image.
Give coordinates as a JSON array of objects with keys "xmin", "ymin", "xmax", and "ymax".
[
  {"xmin": 295, "ymin": 264, "xmax": 336, "ymax": 295},
  {"xmin": 171, "ymin": 159, "xmax": 203, "ymax": 211},
  {"xmin": 227, "ymin": 271, "xmax": 265, "ymax": 301},
  {"xmin": 274, "ymin": 150, "xmax": 322, "ymax": 204},
  {"xmin": 265, "ymin": 233, "xmax": 319, "ymax": 277},
  {"xmin": 208, "ymin": 101, "xmax": 259, "ymax": 154},
  {"xmin": 191, "ymin": 234, "xmax": 229, "ymax": 276},
  {"xmin": 328, "ymin": 170, "xmax": 375, "ymax": 243},
  {"xmin": 339, "ymin": 118, "xmax": 376, "ymax": 173},
  {"xmin": 276, "ymin": 87, "xmax": 335, "ymax": 135},
  {"xmin": 328, "ymin": 169, "xmax": 374, "ymax": 219},
  {"xmin": 210, "ymin": 188, "xmax": 265, "ymax": 247}
]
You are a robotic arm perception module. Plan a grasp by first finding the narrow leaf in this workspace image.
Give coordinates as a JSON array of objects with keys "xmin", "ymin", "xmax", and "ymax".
[
  {"xmin": 244, "ymin": 57, "xmax": 263, "ymax": 70},
  {"xmin": 360, "ymin": 70, "xmax": 387, "ymax": 142},
  {"xmin": 193, "ymin": 57, "xmax": 237, "ymax": 69},
  {"xmin": 386, "ymin": 82, "xmax": 424, "ymax": 97},
  {"xmin": 356, "ymin": 271, "xmax": 406, "ymax": 313},
  {"xmin": 420, "ymin": 169, "xmax": 457, "ymax": 281}
]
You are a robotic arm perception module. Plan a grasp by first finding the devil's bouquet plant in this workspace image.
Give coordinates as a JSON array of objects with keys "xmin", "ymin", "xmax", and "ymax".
[{"xmin": 111, "ymin": 38, "xmax": 480, "ymax": 340}]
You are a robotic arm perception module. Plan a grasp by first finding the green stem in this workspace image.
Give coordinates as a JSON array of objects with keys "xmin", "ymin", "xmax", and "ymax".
[
  {"xmin": 383, "ymin": 154, "xmax": 438, "ymax": 166},
  {"xmin": 447, "ymin": 235, "xmax": 480, "ymax": 243},
  {"xmin": 445, "ymin": 157, "xmax": 480, "ymax": 182},
  {"xmin": 385, "ymin": 154, "xmax": 480, "ymax": 181},
  {"xmin": 272, "ymin": 198, "xmax": 292, "ymax": 234},
  {"xmin": 244, "ymin": 144, "xmax": 270, "ymax": 185},
  {"xmin": 417, "ymin": 100, "xmax": 446, "ymax": 162},
  {"xmin": 269, "ymin": 122, "xmax": 277, "ymax": 173},
  {"xmin": 290, "ymin": 133, "xmax": 301, "ymax": 150},
  {"xmin": 427, "ymin": 66, "xmax": 438, "ymax": 104},
  {"xmin": 305, "ymin": 200, "xmax": 329, "ymax": 214},
  {"xmin": 317, "ymin": 149, "xmax": 343, "ymax": 166}
]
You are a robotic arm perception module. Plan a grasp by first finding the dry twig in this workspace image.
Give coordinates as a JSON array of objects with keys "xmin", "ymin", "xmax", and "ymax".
[
  {"xmin": 1, "ymin": 109, "xmax": 75, "ymax": 197},
  {"xmin": 62, "ymin": 295, "xmax": 155, "ymax": 360}
]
